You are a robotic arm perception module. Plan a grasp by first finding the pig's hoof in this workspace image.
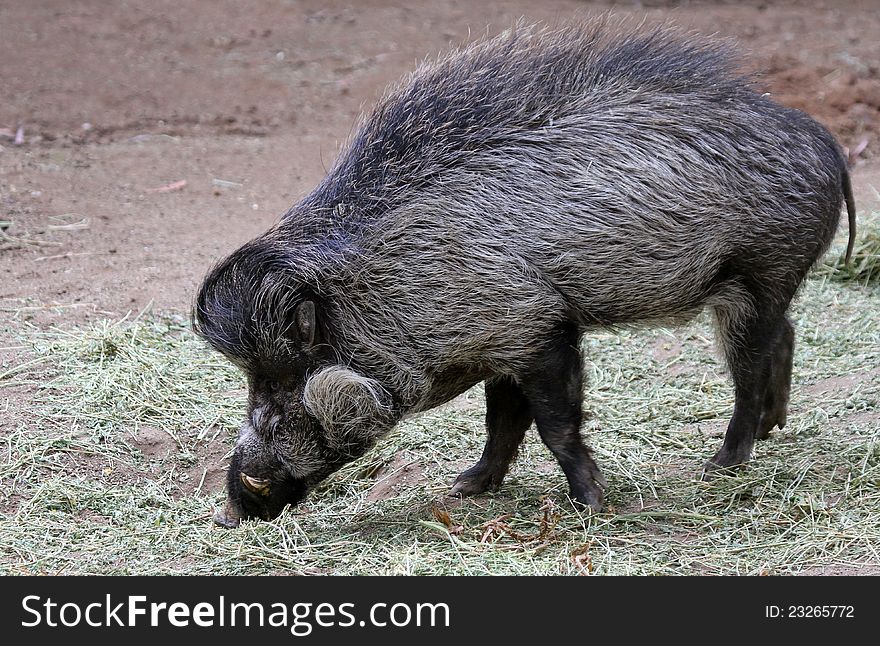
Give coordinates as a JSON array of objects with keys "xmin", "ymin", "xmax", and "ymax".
[
  {"xmin": 701, "ymin": 450, "xmax": 749, "ymax": 481},
  {"xmin": 449, "ymin": 466, "xmax": 502, "ymax": 497},
  {"xmin": 570, "ymin": 482, "xmax": 604, "ymax": 513}
]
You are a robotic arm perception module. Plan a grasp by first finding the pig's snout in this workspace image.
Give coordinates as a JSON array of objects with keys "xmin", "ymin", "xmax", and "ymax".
[{"xmin": 213, "ymin": 501, "xmax": 241, "ymax": 529}]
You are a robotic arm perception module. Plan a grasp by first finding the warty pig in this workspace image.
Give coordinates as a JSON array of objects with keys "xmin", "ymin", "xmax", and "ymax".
[{"xmin": 194, "ymin": 20, "xmax": 857, "ymax": 527}]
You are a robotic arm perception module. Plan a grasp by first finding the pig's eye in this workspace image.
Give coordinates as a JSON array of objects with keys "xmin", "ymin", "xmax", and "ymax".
[{"xmin": 249, "ymin": 405, "xmax": 282, "ymax": 435}]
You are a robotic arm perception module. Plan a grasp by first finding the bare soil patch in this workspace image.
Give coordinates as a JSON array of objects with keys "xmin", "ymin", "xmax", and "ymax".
[{"xmin": 365, "ymin": 452, "xmax": 427, "ymax": 503}]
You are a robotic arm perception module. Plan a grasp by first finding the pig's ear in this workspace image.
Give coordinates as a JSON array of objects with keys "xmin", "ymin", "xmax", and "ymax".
[{"xmin": 295, "ymin": 300, "xmax": 316, "ymax": 348}]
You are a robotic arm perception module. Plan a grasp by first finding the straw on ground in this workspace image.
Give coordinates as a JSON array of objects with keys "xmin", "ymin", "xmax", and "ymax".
[{"xmin": 1, "ymin": 223, "xmax": 878, "ymax": 575}]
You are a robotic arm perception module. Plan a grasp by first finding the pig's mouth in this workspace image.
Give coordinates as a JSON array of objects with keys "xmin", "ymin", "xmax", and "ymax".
[{"xmin": 212, "ymin": 467, "xmax": 319, "ymax": 528}]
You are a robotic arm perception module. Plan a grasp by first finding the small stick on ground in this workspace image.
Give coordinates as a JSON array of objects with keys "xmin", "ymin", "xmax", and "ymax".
[
  {"xmin": 146, "ymin": 179, "xmax": 187, "ymax": 193},
  {"xmin": 35, "ymin": 252, "xmax": 100, "ymax": 262},
  {"xmin": 0, "ymin": 229, "xmax": 62, "ymax": 250}
]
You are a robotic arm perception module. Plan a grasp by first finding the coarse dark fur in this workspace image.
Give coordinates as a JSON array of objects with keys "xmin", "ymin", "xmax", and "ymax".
[{"xmin": 193, "ymin": 19, "xmax": 857, "ymax": 527}]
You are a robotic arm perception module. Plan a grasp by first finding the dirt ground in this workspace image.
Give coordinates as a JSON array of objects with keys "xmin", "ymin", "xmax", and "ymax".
[
  {"xmin": 1, "ymin": 0, "xmax": 879, "ymax": 576},
  {"xmin": 1, "ymin": 0, "xmax": 878, "ymax": 333}
]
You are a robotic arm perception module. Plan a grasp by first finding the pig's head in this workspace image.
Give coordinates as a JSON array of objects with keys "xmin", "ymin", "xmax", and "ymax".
[
  {"xmin": 194, "ymin": 238, "xmax": 398, "ymax": 527},
  {"xmin": 212, "ymin": 363, "xmax": 397, "ymax": 527}
]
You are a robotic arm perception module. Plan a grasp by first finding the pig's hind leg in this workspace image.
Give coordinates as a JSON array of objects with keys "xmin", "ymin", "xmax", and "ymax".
[
  {"xmin": 705, "ymin": 285, "xmax": 794, "ymax": 476},
  {"xmin": 450, "ymin": 376, "xmax": 532, "ymax": 496},
  {"xmin": 755, "ymin": 317, "xmax": 794, "ymax": 440}
]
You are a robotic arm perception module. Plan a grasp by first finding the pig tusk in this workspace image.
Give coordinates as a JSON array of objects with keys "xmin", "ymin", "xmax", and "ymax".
[{"xmin": 240, "ymin": 472, "xmax": 271, "ymax": 496}]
